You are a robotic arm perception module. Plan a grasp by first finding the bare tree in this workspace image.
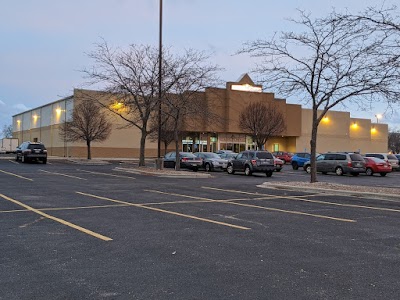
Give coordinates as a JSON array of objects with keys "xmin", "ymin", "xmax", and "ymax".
[
  {"xmin": 1, "ymin": 124, "xmax": 13, "ymax": 138},
  {"xmin": 388, "ymin": 129, "xmax": 400, "ymax": 153},
  {"xmin": 239, "ymin": 101, "xmax": 286, "ymax": 149},
  {"xmin": 163, "ymin": 49, "xmax": 222, "ymax": 170},
  {"xmin": 148, "ymin": 114, "xmax": 175, "ymax": 154},
  {"xmin": 59, "ymin": 100, "xmax": 112, "ymax": 159},
  {"xmin": 240, "ymin": 9, "xmax": 400, "ymax": 182},
  {"xmin": 82, "ymin": 41, "xmax": 173, "ymax": 166}
]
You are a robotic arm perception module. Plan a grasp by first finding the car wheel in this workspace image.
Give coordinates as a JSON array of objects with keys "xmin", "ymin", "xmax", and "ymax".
[
  {"xmin": 380, "ymin": 172, "xmax": 387, "ymax": 177},
  {"xmin": 305, "ymin": 165, "xmax": 311, "ymax": 174},
  {"xmin": 244, "ymin": 165, "xmax": 252, "ymax": 176},
  {"xmin": 335, "ymin": 167, "xmax": 344, "ymax": 176},
  {"xmin": 266, "ymin": 171, "xmax": 273, "ymax": 177},
  {"xmin": 227, "ymin": 164, "xmax": 235, "ymax": 174},
  {"xmin": 292, "ymin": 162, "xmax": 298, "ymax": 170},
  {"xmin": 205, "ymin": 163, "xmax": 211, "ymax": 172},
  {"xmin": 42, "ymin": 159, "xmax": 47, "ymax": 164},
  {"xmin": 15, "ymin": 155, "xmax": 19, "ymax": 162},
  {"xmin": 366, "ymin": 168, "xmax": 373, "ymax": 176}
]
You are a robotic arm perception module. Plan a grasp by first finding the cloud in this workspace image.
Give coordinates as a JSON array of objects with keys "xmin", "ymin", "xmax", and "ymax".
[
  {"xmin": 12, "ymin": 103, "xmax": 30, "ymax": 111},
  {"xmin": 0, "ymin": 102, "xmax": 31, "ymax": 137}
]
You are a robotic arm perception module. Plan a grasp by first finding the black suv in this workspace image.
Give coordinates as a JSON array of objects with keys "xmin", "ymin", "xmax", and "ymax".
[
  {"xmin": 16, "ymin": 142, "xmax": 47, "ymax": 164},
  {"xmin": 226, "ymin": 150, "xmax": 275, "ymax": 177}
]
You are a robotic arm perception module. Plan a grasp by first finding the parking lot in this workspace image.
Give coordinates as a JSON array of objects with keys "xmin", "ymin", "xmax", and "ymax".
[{"xmin": 1, "ymin": 157, "xmax": 400, "ymax": 299}]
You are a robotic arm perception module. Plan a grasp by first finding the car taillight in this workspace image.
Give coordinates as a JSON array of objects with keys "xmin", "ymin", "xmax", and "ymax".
[
  {"xmin": 181, "ymin": 157, "xmax": 188, "ymax": 162},
  {"xmin": 251, "ymin": 159, "xmax": 257, "ymax": 166},
  {"xmin": 347, "ymin": 160, "xmax": 352, "ymax": 167}
]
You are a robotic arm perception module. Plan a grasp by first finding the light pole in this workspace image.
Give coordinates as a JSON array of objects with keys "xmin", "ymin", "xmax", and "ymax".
[
  {"xmin": 156, "ymin": 0, "xmax": 163, "ymax": 168},
  {"xmin": 375, "ymin": 113, "xmax": 382, "ymax": 123}
]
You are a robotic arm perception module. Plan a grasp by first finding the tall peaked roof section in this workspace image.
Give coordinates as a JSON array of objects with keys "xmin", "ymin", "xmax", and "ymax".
[{"xmin": 236, "ymin": 73, "xmax": 255, "ymax": 85}]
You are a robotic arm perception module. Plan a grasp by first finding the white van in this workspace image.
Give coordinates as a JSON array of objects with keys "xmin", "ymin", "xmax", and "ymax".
[{"xmin": 365, "ymin": 153, "xmax": 399, "ymax": 171}]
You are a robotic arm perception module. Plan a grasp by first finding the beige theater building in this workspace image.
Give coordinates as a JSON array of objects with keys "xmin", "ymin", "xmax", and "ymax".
[{"xmin": 12, "ymin": 75, "xmax": 388, "ymax": 158}]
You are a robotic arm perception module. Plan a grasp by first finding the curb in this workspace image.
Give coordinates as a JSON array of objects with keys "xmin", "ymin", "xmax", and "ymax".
[
  {"xmin": 114, "ymin": 167, "xmax": 212, "ymax": 178},
  {"xmin": 257, "ymin": 183, "xmax": 400, "ymax": 201}
]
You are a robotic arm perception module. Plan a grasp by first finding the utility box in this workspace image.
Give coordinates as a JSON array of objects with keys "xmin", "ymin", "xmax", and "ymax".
[{"xmin": 0, "ymin": 138, "xmax": 19, "ymax": 154}]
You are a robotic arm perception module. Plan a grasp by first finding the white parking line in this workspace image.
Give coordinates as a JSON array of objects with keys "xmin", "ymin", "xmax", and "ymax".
[{"xmin": 39, "ymin": 169, "xmax": 87, "ymax": 180}]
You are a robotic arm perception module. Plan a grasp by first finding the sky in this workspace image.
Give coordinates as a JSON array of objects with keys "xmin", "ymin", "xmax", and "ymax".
[{"xmin": 1, "ymin": 0, "xmax": 399, "ymax": 137}]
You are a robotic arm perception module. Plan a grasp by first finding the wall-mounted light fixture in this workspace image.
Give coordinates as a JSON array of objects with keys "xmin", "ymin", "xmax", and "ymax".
[
  {"xmin": 371, "ymin": 126, "xmax": 377, "ymax": 133},
  {"xmin": 322, "ymin": 116, "xmax": 329, "ymax": 123},
  {"xmin": 352, "ymin": 122, "xmax": 358, "ymax": 129}
]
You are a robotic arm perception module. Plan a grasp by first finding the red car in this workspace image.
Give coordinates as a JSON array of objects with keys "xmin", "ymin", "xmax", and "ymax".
[
  {"xmin": 272, "ymin": 151, "xmax": 293, "ymax": 163},
  {"xmin": 363, "ymin": 157, "xmax": 392, "ymax": 176},
  {"xmin": 274, "ymin": 157, "xmax": 284, "ymax": 172}
]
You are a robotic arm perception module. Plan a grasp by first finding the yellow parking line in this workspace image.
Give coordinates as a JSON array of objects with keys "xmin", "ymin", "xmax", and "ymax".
[
  {"xmin": 146, "ymin": 189, "xmax": 356, "ymax": 223},
  {"xmin": 39, "ymin": 169, "xmax": 87, "ymax": 180},
  {"xmin": 202, "ymin": 186, "xmax": 400, "ymax": 214},
  {"xmin": 0, "ymin": 169, "xmax": 33, "ymax": 181},
  {"xmin": 76, "ymin": 191, "xmax": 250, "ymax": 230},
  {"xmin": 77, "ymin": 169, "xmax": 135, "ymax": 179},
  {"xmin": 0, "ymin": 193, "xmax": 112, "ymax": 241}
]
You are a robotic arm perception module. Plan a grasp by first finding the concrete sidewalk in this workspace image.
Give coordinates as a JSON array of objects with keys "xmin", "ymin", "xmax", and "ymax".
[{"xmin": 258, "ymin": 182, "xmax": 400, "ymax": 201}]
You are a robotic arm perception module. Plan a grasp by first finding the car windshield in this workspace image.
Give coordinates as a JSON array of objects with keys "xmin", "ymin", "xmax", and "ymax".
[
  {"xmin": 203, "ymin": 153, "xmax": 220, "ymax": 159},
  {"xmin": 181, "ymin": 153, "xmax": 196, "ymax": 158},
  {"xmin": 350, "ymin": 154, "xmax": 364, "ymax": 161},
  {"xmin": 28, "ymin": 144, "xmax": 45, "ymax": 150},
  {"xmin": 254, "ymin": 152, "xmax": 273, "ymax": 159}
]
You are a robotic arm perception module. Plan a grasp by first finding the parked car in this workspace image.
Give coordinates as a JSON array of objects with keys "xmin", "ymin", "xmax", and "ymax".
[
  {"xmin": 226, "ymin": 150, "xmax": 275, "ymax": 177},
  {"xmin": 274, "ymin": 157, "xmax": 284, "ymax": 172},
  {"xmin": 395, "ymin": 154, "xmax": 400, "ymax": 162},
  {"xmin": 291, "ymin": 152, "xmax": 311, "ymax": 170},
  {"xmin": 163, "ymin": 152, "xmax": 202, "ymax": 171},
  {"xmin": 363, "ymin": 157, "xmax": 392, "ymax": 176},
  {"xmin": 272, "ymin": 151, "xmax": 293, "ymax": 163},
  {"xmin": 304, "ymin": 152, "xmax": 365, "ymax": 176},
  {"xmin": 219, "ymin": 152, "xmax": 238, "ymax": 160},
  {"xmin": 15, "ymin": 141, "xmax": 47, "ymax": 164},
  {"xmin": 193, "ymin": 152, "xmax": 228, "ymax": 171},
  {"xmin": 365, "ymin": 153, "xmax": 399, "ymax": 171}
]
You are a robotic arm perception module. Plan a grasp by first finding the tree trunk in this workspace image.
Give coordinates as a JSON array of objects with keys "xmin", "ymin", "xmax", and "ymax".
[
  {"xmin": 164, "ymin": 141, "xmax": 168, "ymax": 155},
  {"xmin": 139, "ymin": 128, "xmax": 147, "ymax": 166},
  {"xmin": 174, "ymin": 128, "xmax": 180, "ymax": 171},
  {"xmin": 310, "ymin": 108, "xmax": 319, "ymax": 183},
  {"xmin": 87, "ymin": 140, "xmax": 91, "ymax": 160}
]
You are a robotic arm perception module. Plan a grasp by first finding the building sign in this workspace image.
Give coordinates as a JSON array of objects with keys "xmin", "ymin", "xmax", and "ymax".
[{"xmin": 231, "ymin": 84, "xmax": 262, "ymax": 93}]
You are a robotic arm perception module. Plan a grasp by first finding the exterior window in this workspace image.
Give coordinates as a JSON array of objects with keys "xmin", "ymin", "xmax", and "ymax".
[{"xmin": 273, "ymin": 143, "xmax": 279, "ymax": 152}]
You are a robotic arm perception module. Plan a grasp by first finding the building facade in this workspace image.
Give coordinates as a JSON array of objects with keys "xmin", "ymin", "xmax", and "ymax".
[{"xmin": 12, "ymin": 75, "xmax": 388, "ymax": 158}]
